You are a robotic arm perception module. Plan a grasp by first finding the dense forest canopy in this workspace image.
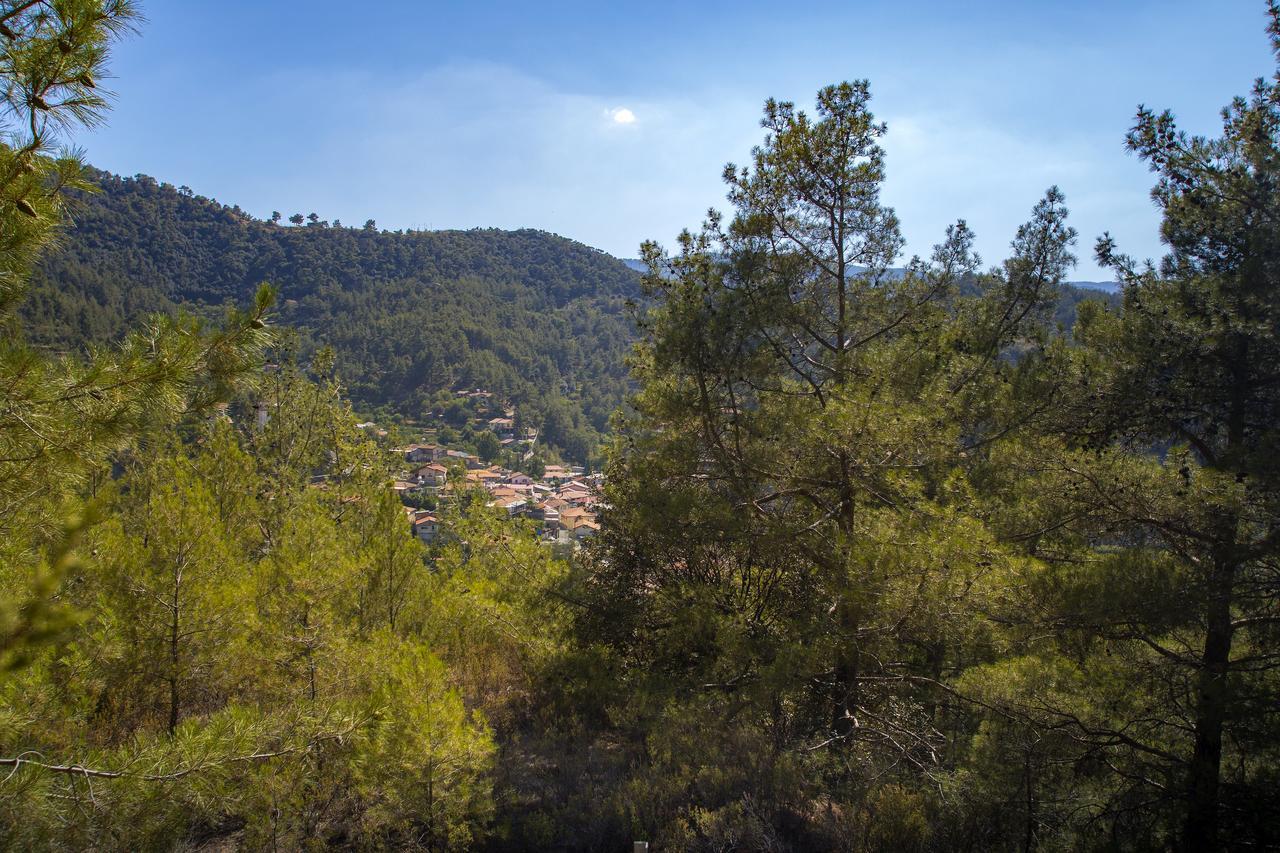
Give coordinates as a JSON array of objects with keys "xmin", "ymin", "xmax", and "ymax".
[
  {"xmin": 2, "ymin": 0, "xmax": 1279, "ymax": 851},
  {"xmin": 21, "ymin": 172, "xmax": 641, "ymax": 460}
]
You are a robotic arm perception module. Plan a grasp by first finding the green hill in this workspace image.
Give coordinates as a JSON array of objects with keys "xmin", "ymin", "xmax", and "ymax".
[
  {"xmin": 23, "ymin": 171, "xmax": 641, "ymax": 461},
  {"xmin": 22, "ymin": 171, "xmax": 1114, "ymax": 465}
]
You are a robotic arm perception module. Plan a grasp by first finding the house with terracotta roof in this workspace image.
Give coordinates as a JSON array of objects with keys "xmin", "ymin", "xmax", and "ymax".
[
  {"xmin": 542, "ymin": 465, "xmax": 571, "ymax": 482},
  {"xmin": 569, "ymin": 519, "xmax": 599, "ymax": 541},
  {"xmin": 542, "ymin": 495, "xmax": 569, "ymax": 513},
  {"xmin": 558, "ymin": 489, "xmax": 591, "ymax": 507},
  {"xmin": 414, "ymin": 462, "xmax": 449, "ymax": 487},
  {"xmin": 411, "ymin": 511, "xmax": 439, "ymax": 544},
  {"xmin": 558, "ymin": 506, "xmax": 593, "ymax": 528},
  {"xmin": 399, "ymin": 444, "xmax": 441, "ymax": 463},
  {"xmin": 487, "ymin": 417, "xmax": 515, "ymax": 438},
  {"xmin": 489, "ymin": 496, "xmax": 528, "ymax": 518}
]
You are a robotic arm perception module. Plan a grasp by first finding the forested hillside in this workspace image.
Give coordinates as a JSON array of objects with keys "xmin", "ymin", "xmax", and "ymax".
[
  {"xmin": 22, "ymin": 173, "xmax": 639, "ymax": 457},
  {"xmin": 24, "ymin": 172, "xmax": 1119, "ymax": 467}
]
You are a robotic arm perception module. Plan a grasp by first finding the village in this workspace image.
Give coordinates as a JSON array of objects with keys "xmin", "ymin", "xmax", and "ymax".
[{"xmin": 376, "ymin": 390, "xmax": 604, "ymax": 548}]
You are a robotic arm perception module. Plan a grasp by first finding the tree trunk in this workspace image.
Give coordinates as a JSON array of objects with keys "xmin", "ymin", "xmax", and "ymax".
[
  {"xmin": 168, "ymin": 572, "xmax": 181, "ymax": 736},
  {"xmin": 1183, "ymin": 352, "xmax": 1247, "ymax": 851},
  {"xmin": 831, "ymin": 596, "xmax": 860, "ymax": 738},
  {"xmin": 304, "ymin": 608, "xmax": 316, "ymax": 703},
  {"xmin": 1023, "ymin": 746, "xmax": 1037, "ymax": 853},
  {"xmin": 1181, "ymin": 555, "xmax": 1236, "ymax": 852}
]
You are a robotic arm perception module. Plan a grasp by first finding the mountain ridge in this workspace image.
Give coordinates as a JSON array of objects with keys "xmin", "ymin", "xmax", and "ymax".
[
  {"xmin": 24, "ymin": 170, "xmax": 642, "ymax": 461},
  {"xmin": 23, "ymin": 170, "xmax": 1118, "ymax": 462},
  {"xmin": 622, "ymin": 258, "xmax": 1120, "ymax": 292}
]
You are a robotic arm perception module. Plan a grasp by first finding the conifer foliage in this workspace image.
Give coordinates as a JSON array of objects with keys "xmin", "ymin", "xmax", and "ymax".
[
  {"xmin": 566, "ymin": 14, "xmax": 1280, "ymax": 847},
  {"xmin": 0, "ymin": 7, "xmax": 536, "ymax": 848},
  {"xmin": 3, "ymin": 1, "xmax": 1280, "ymax": 850}
]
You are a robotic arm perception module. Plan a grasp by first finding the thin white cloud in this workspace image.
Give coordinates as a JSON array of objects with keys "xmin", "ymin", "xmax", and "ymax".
[{"xmin": 205, "ymin": 63, "xmax": 760, "ymax": 257}]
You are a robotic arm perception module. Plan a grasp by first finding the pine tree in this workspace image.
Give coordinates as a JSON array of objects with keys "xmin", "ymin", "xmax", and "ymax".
[
  {"xmin": 1081, "ymin": 8, "xmax": 1280, "ymax": 846},
  {"xmin": 0, "ymin": 0, "xmax": 274, "ymax": 671},
  {"xmin": 94, "ymin": 446, "xmax": 249, "ymax": 735},
  {"xmin": 586, "ymin": 82, "xmax": 1076, "ymax": 841}
]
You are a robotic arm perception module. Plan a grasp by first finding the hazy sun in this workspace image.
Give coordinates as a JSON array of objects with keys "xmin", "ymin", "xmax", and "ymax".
[{"xmin": 610, "ymin": 107, "xmax": 637, "ymax": 125}]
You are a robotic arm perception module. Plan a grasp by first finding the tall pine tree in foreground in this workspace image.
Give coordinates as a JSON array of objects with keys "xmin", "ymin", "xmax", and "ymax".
[
  {"xmin": 973, "ymin": 5, "xmax": 1280, "ymax": 847},
  {"xmin": 581, "ymin": 80, "xmax": 1079, "ymax": 848},
  {"xmin": 1082, "ymin": 4, "xmax": 1280, "ymax": 845}
]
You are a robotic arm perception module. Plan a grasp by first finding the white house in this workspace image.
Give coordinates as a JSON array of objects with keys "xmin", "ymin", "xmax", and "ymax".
[
  {"xmin": 415, "ymin": 462, "xmax": 449, "ymax": 487},
  {"xmin": 411, "ymin": 512, "xmax": 440, "ymax": 545}
]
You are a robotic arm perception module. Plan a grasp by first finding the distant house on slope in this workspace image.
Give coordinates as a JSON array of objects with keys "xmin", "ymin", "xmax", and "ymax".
[
  {"xmin": 399, "ymin": 444, "xmax": 442, "ymax": 463},
  {"xmin": 489, "ymin": 496, "xmax": 528, "ymax": 518},
  {"xmin": 559, "ymin": 506, "xmax": 593, "ymax": 529},
  {"xmin": 542, "ymin": 465, "xmax": 571, "ymax": 483},
  {"xmin": 569, "ymin": 519, "xmax": 599, "ymax": 541},
  {"xmin": 411, "ymin": 511, "xmax": 440, "ymax": 545},
  {"xmin": 414, "ymin": 462, "xmax": 449, "ymax": 487},
  {"xmin": 488, "ymin": 417, "xmax": 515, "ymax": 439}
]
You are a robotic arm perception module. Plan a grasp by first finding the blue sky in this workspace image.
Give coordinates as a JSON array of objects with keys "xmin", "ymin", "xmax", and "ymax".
[{"xmin": 77, "ymin": 1, "xmax": 1275, "ymax": 279}]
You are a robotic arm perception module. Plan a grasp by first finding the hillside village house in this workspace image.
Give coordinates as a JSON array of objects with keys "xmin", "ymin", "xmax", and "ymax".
[
  {"xmin": 569, "ymin": 519, "xmax": 599, "ymax": 541},
  {"xmin": 488, "ymin": 484, "xmax": 521, "ymax": 499},
  {"xmin": 492, "ymin": 496, "xmax": 527, "ymax": 517},
  {"xmin": 558, "ymin": 483, "xmax": 591, "ymax": 504},
  {"xmin": 488, "ymin": 417, "xmax": 515, "ymax": 438},
  {"xmin": 398, "ymin": 443, "xmax": 443, "ymax": 464},
  {"xmin": 558, "ymin": 505, "xmax": 592, "ymax": 528},
  {"xmin": 411, "ymin": 511, "xmax": 439, "ymax": 545},
  {"xmin": 465, "ymin": 468, "xmax": 505, "ymax": 487},
  {"xmin": 414, "ymin": 462, "xmax": 449, "ymax": 487}
]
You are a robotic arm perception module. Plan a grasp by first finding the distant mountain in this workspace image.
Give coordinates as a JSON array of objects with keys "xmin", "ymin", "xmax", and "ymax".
[
  {"xmin": 624, "ymin": 258, "xmax": 1120, "ymax": 293},
  {"xmin": 24, "ymin": 171, "xmax": 643, "ymax": 461},
  {"xmin": 623, "ymin": 259, "xmax": 1120, "ymax": 310},
  {"xmin": 1067, "ymin": 280, "xmax": 1121, "ymax": 293}
]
